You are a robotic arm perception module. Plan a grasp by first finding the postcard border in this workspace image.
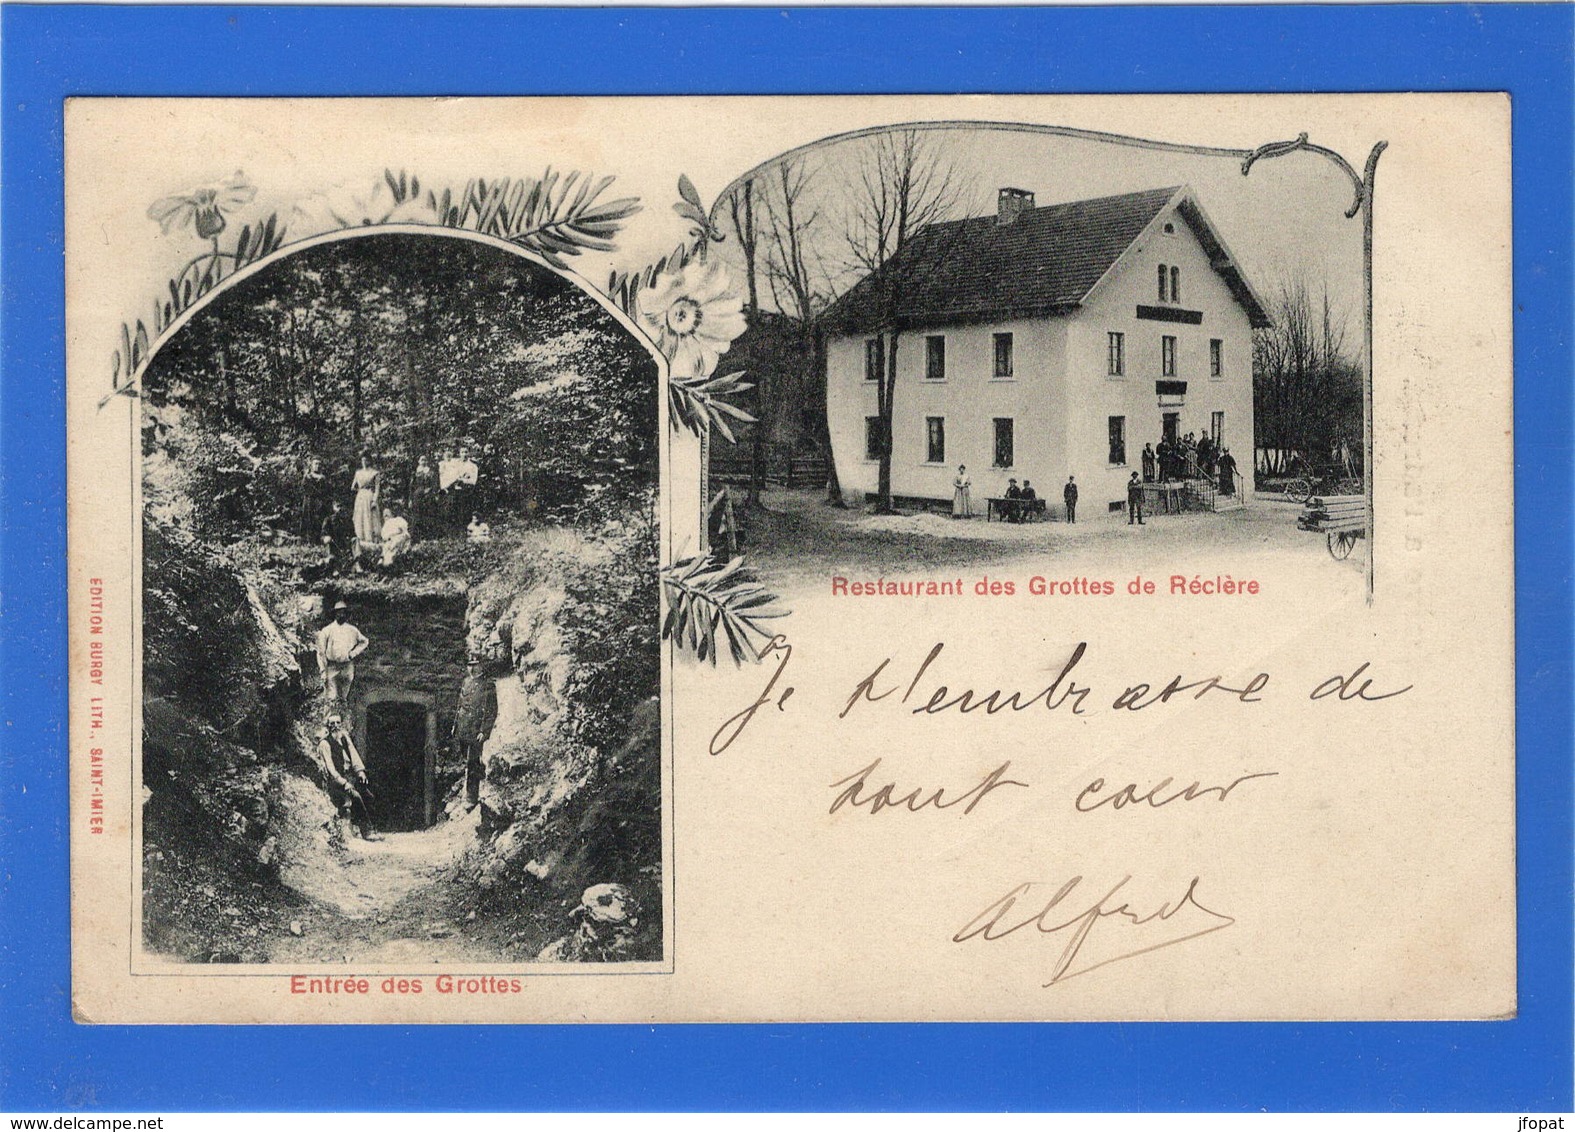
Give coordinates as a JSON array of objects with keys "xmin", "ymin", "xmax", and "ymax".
[{"xmin": 2, "ymin": 2, "xmax": 1570, "ymax": 1112}]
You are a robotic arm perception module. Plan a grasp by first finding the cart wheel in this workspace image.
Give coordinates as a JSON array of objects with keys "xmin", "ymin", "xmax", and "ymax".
[
  {"xmin": 1328, "ymin": 530, "xmax": 1357, "ymax": 560},
  {"xmin": 1286, "ymin": 477, "xmax": 1312, "ymax": 504}
]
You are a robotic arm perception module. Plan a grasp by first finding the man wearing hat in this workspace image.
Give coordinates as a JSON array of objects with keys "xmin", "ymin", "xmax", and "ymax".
[
  {"xmin": 454, "ymin": 654, "xmax": 499, "ymax": 810},
  {"xmin": 315, "ymin": 600, "xmax": 369, "ymax": 703},
  {"xmin": 315, "ymin": 710, "xmax": 380, "ymax": 841},
  {"xmin": 1127, "ymin": 471, "xmax": 1146, "ymax": 525}
]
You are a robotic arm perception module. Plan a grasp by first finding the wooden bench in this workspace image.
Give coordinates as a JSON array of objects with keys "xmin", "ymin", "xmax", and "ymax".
[
  {"xmin": 1298, "ymin": 496, "xmax": 1366, "ymax": 559},
  {"xmin": 986, "ymin": 496, "xmax": 1050, "ymax": 523}
]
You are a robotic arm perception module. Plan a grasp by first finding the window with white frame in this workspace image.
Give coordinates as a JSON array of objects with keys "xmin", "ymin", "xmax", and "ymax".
[
  {"xmin": 992, "ymin": 332, "xmax": 1013, "ymax": 379},
  {"xmin": 925, "ymin": 416, "xmax": 946, "ymax": 464},
  {"xmin": 925, "ymin": 335, "xmax": 946, "ymax": 381},
  {"xmin": 993, "ymin": 418, "xmax": 1014, "ymax": 468}
]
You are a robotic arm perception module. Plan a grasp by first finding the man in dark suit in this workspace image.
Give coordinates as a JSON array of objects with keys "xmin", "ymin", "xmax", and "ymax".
[
  {"xmin": 319, "ymin": 499, "xmax": 356, "ymax": 575},
  {"xmin": 1020, "ymin": 480, "xmax": 1039, "ymax": 522},
  {"xmin": 455, "ymin": 655, "xmax": 500, "ymax": 810},
  {"xmin": 1127, "ymin": 471, "xmax": 1146, "ymax": 525},
  {"xmin": 1004, "ymin": 478, "xmax": 1022, "ymax": 523},
  {"xmin": 1062, "ymin": 475, "xmax": 1078, "ymax": 523}
]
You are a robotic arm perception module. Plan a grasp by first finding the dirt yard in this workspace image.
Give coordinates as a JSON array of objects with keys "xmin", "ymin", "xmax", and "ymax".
[{"xmin": 742, "ymin": 487, "xmax": 1364, "ymax": 605}]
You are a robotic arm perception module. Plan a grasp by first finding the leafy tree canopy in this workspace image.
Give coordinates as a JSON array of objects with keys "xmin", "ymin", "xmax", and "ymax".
[{"xmin": 143, "ymin": 232, "xmax": 658, "ymax": 538}]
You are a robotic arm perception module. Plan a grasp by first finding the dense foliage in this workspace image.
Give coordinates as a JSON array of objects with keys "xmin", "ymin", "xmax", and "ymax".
[{"xmin": 142, "ymin": 232, "xmax": 658, "ymax": 539}]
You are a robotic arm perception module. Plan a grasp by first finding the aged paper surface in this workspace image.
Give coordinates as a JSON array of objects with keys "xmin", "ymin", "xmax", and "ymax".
[{"xmin": 67, "ymin": 94, "xmax": 1514, "ymax": 1023}]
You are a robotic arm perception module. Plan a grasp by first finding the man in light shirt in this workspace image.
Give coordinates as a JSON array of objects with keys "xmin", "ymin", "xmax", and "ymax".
[{"xmin": 315, "ymin": 600, "xmax": 369, "ymax": 703}]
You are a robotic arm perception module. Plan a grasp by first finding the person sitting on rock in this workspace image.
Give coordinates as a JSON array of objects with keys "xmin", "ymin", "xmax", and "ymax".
[
  {"xmin": 467, "ymin": 514, "xmax": 492, "ymax": 544},
  {"xmin": 315, "ymin": 711, "xmax": 381, "ymax": 842},
  {"xmin": 379, "ymin": 502, "xmax": 411, "ymax": 571}
]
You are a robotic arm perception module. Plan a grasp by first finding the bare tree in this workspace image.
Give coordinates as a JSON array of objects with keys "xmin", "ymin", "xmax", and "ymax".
[
  {"xmin": 1253, "ymin": 278, "xmax": 1361, "ymax": 478},
  {"xmin": 727, "ymin": 180, "xmax": 767, "ymax": 506},
  {"xmin": 760, "ymin": 158, "xmax": 843, "ymax": 506},
  {"xmin": 841, "ymin": 129, "xmax": 971, "ymax": 513},
  {"xmin": 728, "ymin": 179, "xmax": 760, "ymax": 314}
]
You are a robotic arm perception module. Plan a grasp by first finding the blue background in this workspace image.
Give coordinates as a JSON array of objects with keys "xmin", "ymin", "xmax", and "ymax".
[{"xmin": 2, "ymin": 4, "xmax": 1570, "ymax": 1113}]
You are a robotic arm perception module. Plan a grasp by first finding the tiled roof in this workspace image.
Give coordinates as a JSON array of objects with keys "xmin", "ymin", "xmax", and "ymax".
[{"xmin": 825, "ymin": 186, "xmax": 1266, "ymax": 330}]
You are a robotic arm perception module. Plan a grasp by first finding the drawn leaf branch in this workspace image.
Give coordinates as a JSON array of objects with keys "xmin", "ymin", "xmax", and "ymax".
[
  {"xmin": 434, "ymin": 170, "xmax": 642, "ymax": 270},
  {"xmin": 668, "ymin": 369, "xmax": 755, "ymax": 443},
  {"xmin": 660, "ymin": 553, "xmax": 789, "ymax": 666}
]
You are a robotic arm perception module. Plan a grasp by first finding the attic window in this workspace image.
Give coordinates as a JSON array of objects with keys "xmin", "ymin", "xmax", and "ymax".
[
  {"xmin": 1159, "ymin": 264, "xmax": 1181, "ymax": 304},
  {"xmin": 1163, "ymin": 222, "xmax": 1176, "ymax": 235}
]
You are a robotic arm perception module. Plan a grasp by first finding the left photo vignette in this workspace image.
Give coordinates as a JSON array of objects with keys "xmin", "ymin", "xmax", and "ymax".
[{"xmin": 63, "ymin": 106, "xmax": 730, "ymax": 1020}]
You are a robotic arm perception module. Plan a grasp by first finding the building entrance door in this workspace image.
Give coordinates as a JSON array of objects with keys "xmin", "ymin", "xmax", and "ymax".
[
  {"xmin": 363, "ymin": 701, "xmax": 430, "ymax": 831},
  {"xmin": 1162, "ymin": 413, "xmax": 1180, "ymax": 445}
]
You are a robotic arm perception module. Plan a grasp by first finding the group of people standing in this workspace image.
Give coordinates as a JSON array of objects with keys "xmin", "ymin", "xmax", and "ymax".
[
  {"xmin": 942, "ymin": 430, "xmax": 1240, "ymax": 529},
  {"xmin": 314, "ymin": 453, "xmax": 412, "ymax": 575},
  {"xmin": 307, "ymin": 447, "xmax": 497, "ymax": 576},
  {"xmin": 1140, "ymin": 433, "xmax": 1239, "ymax": 496}
]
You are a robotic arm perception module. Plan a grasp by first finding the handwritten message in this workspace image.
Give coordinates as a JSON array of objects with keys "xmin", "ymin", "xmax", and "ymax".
[{"xmin": 708, "ymin": 635, "xmax": 1414, "ymax": 986}]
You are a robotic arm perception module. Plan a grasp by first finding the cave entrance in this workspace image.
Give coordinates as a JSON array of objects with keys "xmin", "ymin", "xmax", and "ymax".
[{"xmin": 362, "ymin": 700, "xmax": 432, "ymax": 832}]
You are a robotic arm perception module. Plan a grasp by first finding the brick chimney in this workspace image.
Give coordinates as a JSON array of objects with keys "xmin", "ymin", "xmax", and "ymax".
[{"xmin": 997, "ymin": 187, "xmax": 1034, "ymax": 226}]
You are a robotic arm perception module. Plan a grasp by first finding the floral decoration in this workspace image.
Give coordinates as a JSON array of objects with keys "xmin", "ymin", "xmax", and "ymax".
[
  {"xmin": 636, "ymin": 260, "xmax": 747, "ymax": 379},
  {"xmin": 146, "ymin": 172, "xmax": 257, "ymax": 240}
]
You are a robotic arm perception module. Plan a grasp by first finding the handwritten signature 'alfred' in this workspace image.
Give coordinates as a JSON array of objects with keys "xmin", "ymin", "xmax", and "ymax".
[{"xmin": 952, "ymin": 875, "xmax": 1235, "ymax": 986}]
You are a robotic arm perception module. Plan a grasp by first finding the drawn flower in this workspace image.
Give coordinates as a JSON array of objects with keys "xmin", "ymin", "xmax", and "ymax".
[
  {"xmin": 294, "ymin": 180, "xmax": 437, "ymax": 233},
  {"xmin": 637, "ymin": 261, "xmax": 746, "ymax": 377},
  {"xmin": 147, "ymin": 172, "xmax": 258, "ymax": 239}
]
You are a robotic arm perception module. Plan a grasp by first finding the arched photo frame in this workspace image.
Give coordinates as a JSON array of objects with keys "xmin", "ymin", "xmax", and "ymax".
[
  {"xmin": 124, "ymin": 194, "xmax": 689, "ymax": 973},
  {"xmin": 702, "ymin": 119, "xmax": 1384, "ymax": 602}
]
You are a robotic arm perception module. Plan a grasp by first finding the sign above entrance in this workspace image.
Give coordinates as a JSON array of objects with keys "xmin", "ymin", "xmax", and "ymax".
[{"xmin": 1136, "ymin": 304, "xmax": 1205, "ymax": 324}]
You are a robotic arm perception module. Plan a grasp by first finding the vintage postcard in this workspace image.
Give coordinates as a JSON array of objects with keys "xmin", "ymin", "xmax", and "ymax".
[{"xmin": 66, "ymin": 94, "xmax": 1514, "ymax": 1023}]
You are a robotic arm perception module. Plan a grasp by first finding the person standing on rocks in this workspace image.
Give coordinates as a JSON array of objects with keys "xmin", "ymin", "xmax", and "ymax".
[
  {"xmin": 351, "ymin": 452, "xmax": 382, "ymax": 572},
  {"xmin": 316, "ymin": 711, "xmax": 381, "ymax": 841},
  {"xmin": 319, "ymin": 499, "xmax": 356, "ymax": 576},
  {"xmin": 316, "ymin": 600, "xmax": 369, "ymax": 704},
  {"xmin": 455, "ymin": 655, "xmax": 499, "ymax": 810}
]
